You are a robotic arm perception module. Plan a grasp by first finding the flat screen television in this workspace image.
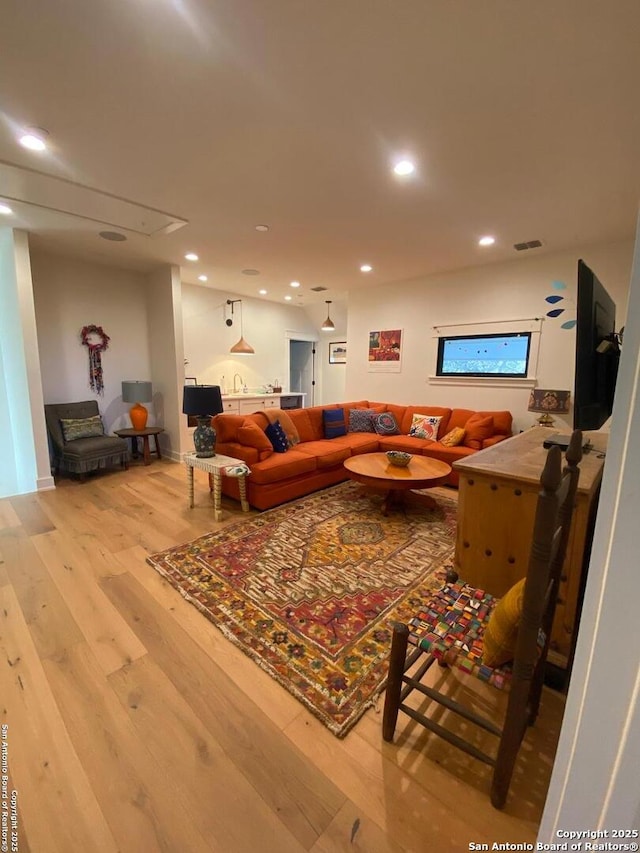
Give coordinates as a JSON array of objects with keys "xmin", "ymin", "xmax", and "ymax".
[
  {"xmin": 573, "ymin": 259, "xmax": 620, "ymax": 432},
  {"xmin": 436, "ymin": 332, "xmax": 532, "ymax": 378}
]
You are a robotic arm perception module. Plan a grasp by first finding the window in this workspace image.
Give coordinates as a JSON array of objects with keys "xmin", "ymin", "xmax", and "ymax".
[{"xmin": 436, "ymin": 332, "xmax": 532, "ymax": 378}]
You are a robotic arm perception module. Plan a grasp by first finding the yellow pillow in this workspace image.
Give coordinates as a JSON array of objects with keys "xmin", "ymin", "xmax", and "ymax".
[
  {"xmin": 440, "ymin": 427, "xmax": 466, "ymax": 447},
  {"xmin": 482, "ymin": 578, "xmax": 526, "ymax": 667}
]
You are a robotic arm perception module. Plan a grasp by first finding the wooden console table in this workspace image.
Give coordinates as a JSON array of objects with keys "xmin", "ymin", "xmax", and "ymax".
[{"xmin": 453, "ymin": 427, "xmax": 606, "ymax": 669}]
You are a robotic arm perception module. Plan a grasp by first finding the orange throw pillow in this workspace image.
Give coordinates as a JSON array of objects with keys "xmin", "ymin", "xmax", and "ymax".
[
  {"xmin": 463, "ymin": 414, "xmax": 494, "ymax": 450},
  {"xmin": 238, "ymin": 422, "xmax": 273, "ymax": 453}
]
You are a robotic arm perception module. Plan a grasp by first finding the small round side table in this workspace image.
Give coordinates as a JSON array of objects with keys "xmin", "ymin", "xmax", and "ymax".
[{"xmin": 114, "ymin": 427, "xmax": 164, "ymax": 465}]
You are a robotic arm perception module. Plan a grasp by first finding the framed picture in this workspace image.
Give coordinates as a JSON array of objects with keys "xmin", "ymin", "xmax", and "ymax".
[
  {"xmin": 329, "ymin": 341, "xmax": 347, "ymax": 364},
  {"xmin": 184, "ymin": 376, "xmax": 198, "ymax": 385},
  {"xmin": 368, "ymin": 329, "xmax": 403, "ymax": 372}
]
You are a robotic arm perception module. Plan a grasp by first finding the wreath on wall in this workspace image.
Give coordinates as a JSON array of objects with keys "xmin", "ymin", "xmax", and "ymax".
[{"xmin": 81, "ymin": 324, "xmax": 110, "ymax": 395}]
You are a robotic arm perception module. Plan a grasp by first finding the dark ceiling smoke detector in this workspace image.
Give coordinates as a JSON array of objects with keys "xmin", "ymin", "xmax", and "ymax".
[
  {"xmin": 513, "ymin": 239, "xmax": 542, "ymax": 251},
  {"xmin": 99, "ymin": 230, "xmax": 127, "ymax": 241},
  {"xmin": 310, "ymin": 286, "xmax": 328, "ymax": 292},
  {"xmin": 241, "ymin": 268, "xmax": 260, "ymax": 275}
]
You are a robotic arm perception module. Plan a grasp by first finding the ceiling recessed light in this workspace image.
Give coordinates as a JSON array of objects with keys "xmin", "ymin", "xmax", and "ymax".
[
  {"xmin": 393, "ymin": 159, "xmax": 415, "ymax": 177},
  {"xmin": 184, "ymin": 252, "xmax": 199, "ymax": 261},
  {"xmin": 290, "ymin": 281, "xmax": 301, "ymax": 288},
  {"xmin": 478, "ymin": 236, "xmax": 496, "ymax": 246},
  {"xmin": 255, "ymin": 224, "xmax": 269, "ymax": 232},
  {"xmin": 259, "ymin": 289, "xmax": 267, "ymax": 295},
  {"xmin": 198, "ymin": 275, "xmax": 208, "ymax": 282},
  {"xmin": 0, "ymin": 203, "xmax": 13, "ymax": 215},
  {"xmin": 360, "ymin": 264, "xmax": 373, "ymax": 273},
  {"xmin": 99, "ymin": 230, "xmax": 127, "ymax": 242},
  {"xmin": 19, "ymin": 127, "xmax": 48, "ymax": 151},
  {"xmin": 284, "ymin": 295, "xmax": 292, "ymax": 301},
  {"xmin": 242, "ymin": 269, "xmax": 260, "ymax": 276}
]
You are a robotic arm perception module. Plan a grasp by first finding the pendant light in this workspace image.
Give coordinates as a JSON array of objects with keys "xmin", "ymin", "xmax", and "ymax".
[
  {"xmin": 321, "ymin": 300, "xmax": 335, "ymax": 331},
  {"xmin": 227, "ymin": 299, "xmax": 255, "ymax": 354}
]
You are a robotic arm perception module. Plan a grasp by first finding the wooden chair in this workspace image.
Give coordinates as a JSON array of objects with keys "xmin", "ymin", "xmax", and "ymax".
[{"xmin": 382, "ymin": 430, "xmax": 583, "ymax": 809}]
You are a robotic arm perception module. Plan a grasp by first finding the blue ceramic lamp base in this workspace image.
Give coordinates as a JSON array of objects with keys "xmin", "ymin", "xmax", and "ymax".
[{"xmin": 193, "ymin": 417, "xmax": 217, "ymax": 457}]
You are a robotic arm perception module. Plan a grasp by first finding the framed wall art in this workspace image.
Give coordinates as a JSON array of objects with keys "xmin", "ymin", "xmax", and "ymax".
[
  {"xmin": 368, "ymin": 329, "xmax": 403, "ymax": 372},
  {"xmin": 328, "ymin": 341, "xmax": 347, "ymax": 364}
]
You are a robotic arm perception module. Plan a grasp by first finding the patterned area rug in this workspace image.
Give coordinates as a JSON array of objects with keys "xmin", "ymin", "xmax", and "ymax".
[{"xmin": 147, "ymin": 480, "xmax": 457, "ymax": 737}]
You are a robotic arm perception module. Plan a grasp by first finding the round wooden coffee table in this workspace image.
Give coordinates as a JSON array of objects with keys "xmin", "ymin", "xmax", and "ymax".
[{"xmin": 343, "ymin": 452, "xmax": 452, "ymax": 515}]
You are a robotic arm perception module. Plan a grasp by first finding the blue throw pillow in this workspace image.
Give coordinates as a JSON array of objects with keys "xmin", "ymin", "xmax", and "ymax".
[
  {"xmin": 323, "ymin": 408, "xmax": 346, "ymax": 439},
  {"xmin": 371, "ymin": 412, "xmax": 400, "ymax": 436},
  {"xmin": 265, "ymin": 420, "xmax": 289, "ymax": 453},
  {"xmin": 348, "ymin": 408, "xmax": 376, "ymax": 433}
]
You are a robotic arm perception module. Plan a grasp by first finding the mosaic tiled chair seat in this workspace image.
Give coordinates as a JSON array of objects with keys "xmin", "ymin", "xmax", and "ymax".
[
  {"xmin": 406, "ymin": 579, "xmax": 545, "ymax": 691},
  {"xmin": 383, "ymin": 431, "xmax": 583, "ymax": 810}
]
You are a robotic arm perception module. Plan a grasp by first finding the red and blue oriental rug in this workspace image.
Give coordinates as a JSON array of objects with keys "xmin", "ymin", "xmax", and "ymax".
[{"xmin": 147, "ymin": 480, "xmax": 457, "ymax": 737}]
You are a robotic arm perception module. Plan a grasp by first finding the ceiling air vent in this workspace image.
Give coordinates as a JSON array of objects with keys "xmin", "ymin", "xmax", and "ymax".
[
  {"xmin": 514, "ymin": 239, "xmax": 543, "ymax": 251},
  {"xmin": 310, "ymin": 286, "xmax": 328, "ymax": 292}
]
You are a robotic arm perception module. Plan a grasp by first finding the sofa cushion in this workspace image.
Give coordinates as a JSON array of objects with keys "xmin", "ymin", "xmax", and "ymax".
[
  {"xmin": 377, "ymin": 435, "xmax": 438, "ymax": 454},
  {"xmin": 237, "ymin": 422, "xmax": 274, "ymax": 460},
  {"xmin": 247, "ymin": 450, "xmax": 318, "ymax": 485},
  {"xmin": 62, "ymin": 434, "xmax": 128, "ymax": 460},
  {"xmin": 440, "ymin": 426, "xmax": 466, "ymax": 447},
  {"xmin": 408, "ymin": 414, "xmax": 443, "ymax": 441},
  {"xmin": 349, "ymin": 408, "xmax": 377, "ymax": 432},
  {"xmin": 329, "ymin": 433, "xmax": 381, "ymax": 454},
  {"xmin": 371, "ymin": 411, "xmax": 401, "ymax": 436},
  {"xmin": 295, "ymin": 440, "xmax": 351, "ymax": 469},
  {"xmin": 60, "ymin": 415, "xmax": 105, "ymax": 441},
  {"xmin": 323, "ymin": 408, "xmax": 347, "ymax": 438},
  {"xmin": 264, "ymin": 420, "xmax": 289, "ymax": 453},
  {"xmin": 287, "ymin": 409, "xmax": 316, "ymax": 443},
  {"xmin": 463, "ymin": 414, "xmax": 495, "ymax": 450}
]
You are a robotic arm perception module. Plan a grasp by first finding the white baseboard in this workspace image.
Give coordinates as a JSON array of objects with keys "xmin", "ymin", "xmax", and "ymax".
[{"xmin": 37, "ymin": 475, "xmax": 56, "ymax": 491}]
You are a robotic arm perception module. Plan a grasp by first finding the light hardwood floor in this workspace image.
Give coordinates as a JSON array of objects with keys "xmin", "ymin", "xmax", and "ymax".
[{"xmin": 0, "ymin": 460, "xmax": 566, "ymax": 852}]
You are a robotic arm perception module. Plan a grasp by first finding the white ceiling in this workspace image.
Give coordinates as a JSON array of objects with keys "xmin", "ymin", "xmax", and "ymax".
[{"xmin": 1, "ymin": 0, "xmax": 639, "ymax": 306}]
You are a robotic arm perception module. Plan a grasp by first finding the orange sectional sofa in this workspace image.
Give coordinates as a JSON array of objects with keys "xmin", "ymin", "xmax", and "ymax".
[{"xmin": 213, "ymin": 400, "xmax": 513, "ymax": 511}]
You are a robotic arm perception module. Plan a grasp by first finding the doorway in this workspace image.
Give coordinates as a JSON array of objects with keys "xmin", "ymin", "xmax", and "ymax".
[{"xmin": 288, "ymin": 337, "xmax": 316, "ymax": 406}]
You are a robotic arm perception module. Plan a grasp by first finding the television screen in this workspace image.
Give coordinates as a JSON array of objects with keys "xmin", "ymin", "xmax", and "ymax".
[
  {"xmin": 573, "ymin": 259, "xmax": 620, "ymax": 431},
  {"xmin": 436, "ymin": 332, "xmax": 531, "ymax": 378}
]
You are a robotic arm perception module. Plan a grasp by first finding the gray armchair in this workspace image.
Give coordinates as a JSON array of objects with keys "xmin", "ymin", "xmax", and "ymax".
[{"xmin": 44, "ymin": 400, "xmax": 128, "ymax": 481}]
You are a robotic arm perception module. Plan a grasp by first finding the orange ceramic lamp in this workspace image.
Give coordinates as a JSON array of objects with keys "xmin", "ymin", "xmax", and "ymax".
[{"xmin": 122, "ymin": 381, "xmax": 153, "ymax": 431}]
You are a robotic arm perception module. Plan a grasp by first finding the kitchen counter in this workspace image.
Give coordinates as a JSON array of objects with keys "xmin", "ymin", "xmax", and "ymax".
[{"xmin": 220, "ymin": 392, "xmax": 306, "ymax": 414}]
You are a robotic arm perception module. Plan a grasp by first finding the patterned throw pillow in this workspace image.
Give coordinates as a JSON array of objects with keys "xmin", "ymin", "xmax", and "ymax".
[
  {"xmin": 440, "ymin": 427, "xmax": 466, "ymax": 447},
  {"xmin": 60, "ymin": 415, "xmax": 105, "ymax": 442},
  {"xmin": 408, "ymin": 414, "xmax": 442, "ymax": 441},
  {"xmin": 265, "ymin": 420, "xmax": 289, "ymax": 453},
  {"xmin": 348, "ymin": 408, "xmax": 377, "ymax": 433},
  {"xmin": 323, "ymin": 408, "xmax": 347, "ymax": 439},
  {"xmin": 371, "ymin": 412, "xmax": 400, "ymax": 436}
]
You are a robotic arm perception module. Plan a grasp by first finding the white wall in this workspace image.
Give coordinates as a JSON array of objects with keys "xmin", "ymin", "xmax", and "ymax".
[
  {"xmin": 0, "ymin": 229, "xmax": 52, "ymax": 496},
  {"xmin": 345, "ymin": 239, "xmax": 633, "ymax": 431},
  {"xmin": 31, "ymin": 250, "xmax": 153, "ymax": 433},
  {"xmin": 538, "ymin": 218, "xmax": 640, "ymax": 838},
  {"xmin": 145, "ymin": 265, "xmax": 188, "ymax": 460}
]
